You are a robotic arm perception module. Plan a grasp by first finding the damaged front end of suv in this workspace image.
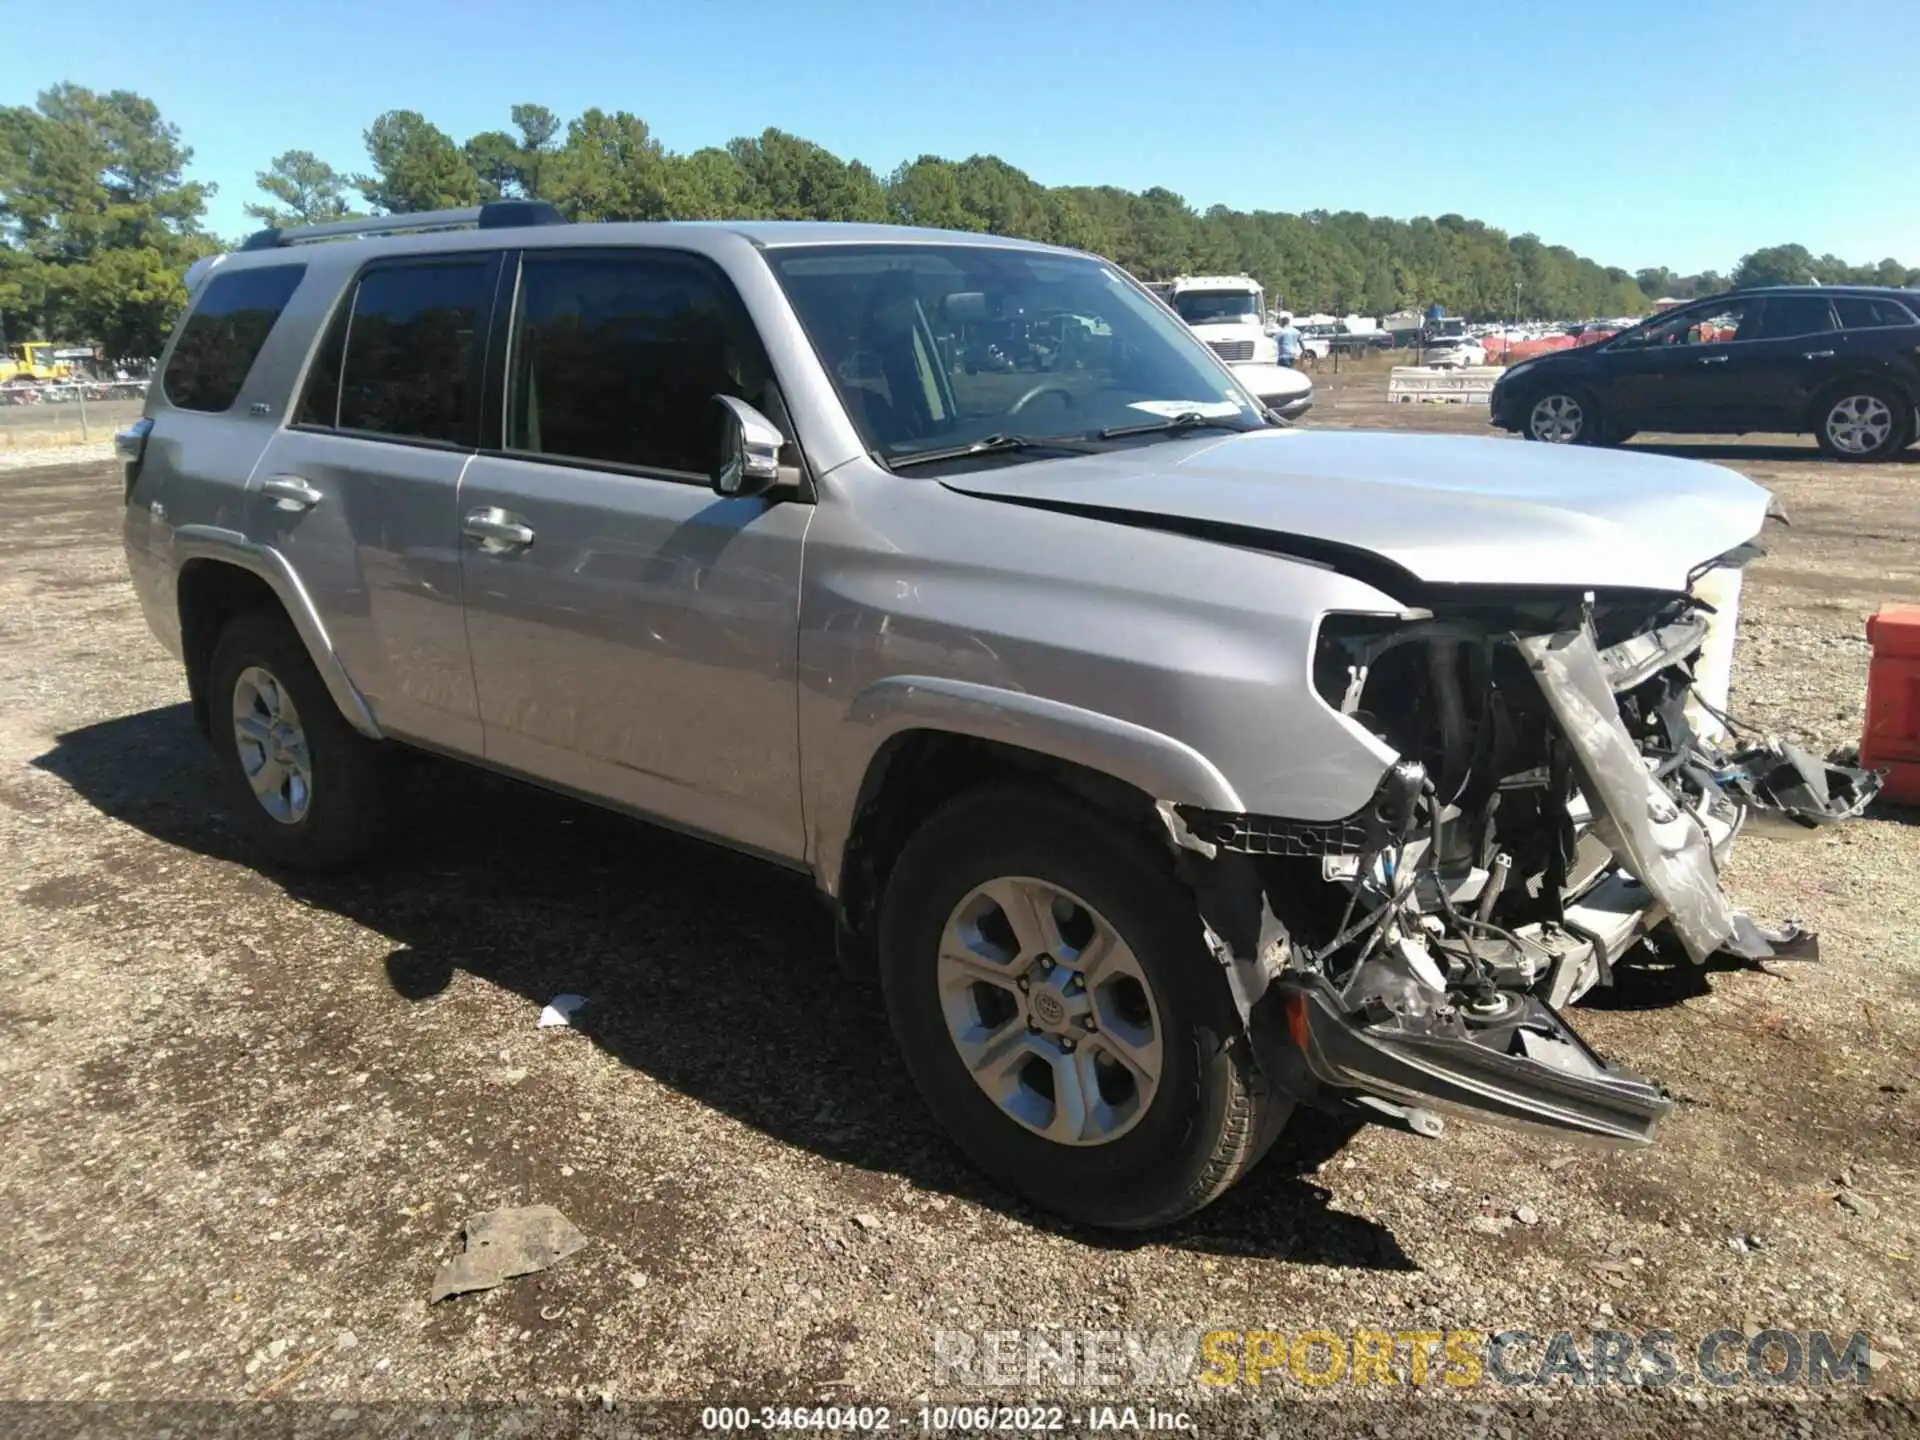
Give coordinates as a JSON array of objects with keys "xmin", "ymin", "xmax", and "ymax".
[{"xmin": 1169, "ymin": 560, "xmax": 1880, "ymax": 1149}]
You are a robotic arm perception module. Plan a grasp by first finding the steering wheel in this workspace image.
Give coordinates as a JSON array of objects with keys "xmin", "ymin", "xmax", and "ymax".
[{"xmin": 1007, "ymin": 380, "xmax": 1077, "ymax": 416}]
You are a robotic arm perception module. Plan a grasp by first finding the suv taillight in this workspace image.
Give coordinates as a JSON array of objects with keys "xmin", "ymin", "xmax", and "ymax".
[{"xmin": 115, "ymin": 417, "xmax": 153, "ymax": 501}]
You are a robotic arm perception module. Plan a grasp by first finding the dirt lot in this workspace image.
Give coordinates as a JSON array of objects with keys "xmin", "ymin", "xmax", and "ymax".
[{"xmin": 2, "ymin": 371, "xmax": 1918, "ymax": 1434}]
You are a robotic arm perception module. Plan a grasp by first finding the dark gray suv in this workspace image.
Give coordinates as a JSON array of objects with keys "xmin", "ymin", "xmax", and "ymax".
[{"xmin": 120, "ymin": 204, "xmax": 1877, "ymax": 1228}]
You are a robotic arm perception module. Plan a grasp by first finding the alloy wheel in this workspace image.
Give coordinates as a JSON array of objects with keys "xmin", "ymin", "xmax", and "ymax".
[
  {"xmin": 231, "ymin": 664, "xmax": 313, "ymax": 824},
  {"xmin": 1825, "ymin": 394, "xmax": 1893, "ymax": 456},
  {"xmin": 937, "ymin": 876, "xmax": 1163, "ymax": 1146},
  {"xmin": 1529, "ymin": 393, "xmax": 1584, "ymax": 443}
]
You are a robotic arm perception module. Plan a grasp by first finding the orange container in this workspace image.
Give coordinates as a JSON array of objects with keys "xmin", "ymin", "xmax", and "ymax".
[{"xmin": 1862, "ymin": 604, "xmax": 1920, "ymax": 803}]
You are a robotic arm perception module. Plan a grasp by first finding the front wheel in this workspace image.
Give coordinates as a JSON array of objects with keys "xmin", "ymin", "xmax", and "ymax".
[
  {"xmin": 1523, "ymin": 388, "xmax": 1605, "ymax": 445},
  {"xmin": 878, "ymin": 787, "xmax": 1289, "ymax": 1228},
  {"xmin": 1814, "ymin": 382, "xmax": 1916, "ymax": 462}
]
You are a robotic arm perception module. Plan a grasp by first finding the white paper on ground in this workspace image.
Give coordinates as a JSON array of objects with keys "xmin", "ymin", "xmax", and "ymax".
[{"xmin": 538, "ymin": 994, "xmax": 587, "ymax": 1028}]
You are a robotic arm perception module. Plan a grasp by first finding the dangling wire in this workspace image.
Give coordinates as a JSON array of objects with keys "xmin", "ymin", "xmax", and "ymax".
[{"xmin": 1689, "ymin": 686, "xmax": 1757, "ymax": 741}]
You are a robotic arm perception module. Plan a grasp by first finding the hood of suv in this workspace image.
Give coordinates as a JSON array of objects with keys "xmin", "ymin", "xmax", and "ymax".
[{"xmin": 941, "ymin": 429, "xmax": 1770, "ymax": 594}]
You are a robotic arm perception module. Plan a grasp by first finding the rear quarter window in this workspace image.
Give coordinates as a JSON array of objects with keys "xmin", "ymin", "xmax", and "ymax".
[
  {"xmin": 1834, "ymin": 296, "xmax": 1920, "ymax": 329},
  {"xmin": 162, "ymin": 264, "xmax": 307, "ymax": 413}
]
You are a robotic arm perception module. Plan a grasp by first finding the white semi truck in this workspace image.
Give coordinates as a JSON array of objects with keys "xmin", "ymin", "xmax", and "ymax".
[{"xmin": 1146, "ymin": 274, "xmax": 1313, "ymax": 420}]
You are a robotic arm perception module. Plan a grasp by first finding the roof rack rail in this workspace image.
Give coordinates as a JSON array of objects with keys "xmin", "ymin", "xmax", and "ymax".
[{"xmin": 239, "ymin": 200, "xmax": 565, "ymax": 252}]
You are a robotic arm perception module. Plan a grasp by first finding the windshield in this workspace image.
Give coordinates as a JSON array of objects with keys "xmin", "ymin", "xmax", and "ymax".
[
  {"xmin": 1173, "ymin": 290, "xmax": 1261, "ymax": 325},
  {"xmin": 769, "ymin": 245, "xmax": 1263, "ymax": 468}
]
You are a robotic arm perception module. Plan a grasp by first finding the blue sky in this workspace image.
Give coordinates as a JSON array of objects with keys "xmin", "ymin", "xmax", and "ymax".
[{"xmin": 8, "ymin": 0, "xmax": 1914, "ymax": 274}]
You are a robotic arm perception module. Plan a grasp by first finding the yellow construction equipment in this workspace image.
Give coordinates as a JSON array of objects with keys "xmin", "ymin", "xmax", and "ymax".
[{"xmin": 0, "ymin": 342, "xmax": 81, "ymax": 383}]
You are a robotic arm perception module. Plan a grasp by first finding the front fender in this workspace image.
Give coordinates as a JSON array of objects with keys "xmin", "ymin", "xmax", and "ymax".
[
  {"xmin": 810, "ymin": 674, "xmax": 1244, "ymax": 896},
  {"xmin": 170, "ymin": 524, "xmax": 383, "ymax": 739}
]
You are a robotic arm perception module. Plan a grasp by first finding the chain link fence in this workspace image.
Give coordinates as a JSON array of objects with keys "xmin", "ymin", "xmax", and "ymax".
[{"xmin": 0, "ymin": 379, "xmax": 150, "ymax": 450}]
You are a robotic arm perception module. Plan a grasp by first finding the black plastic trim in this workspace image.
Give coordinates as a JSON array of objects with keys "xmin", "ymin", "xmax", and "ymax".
[
  {"xmin": 477, "ymin": 200, "xmax": 563, "ymax": 230},
  {"xmin": 1292, "ymin": 980, "xmax": 1672, "ymax": 1145},
  {"xmin": 241, "ymin": 200, "xmax": 563, "ymax": 252},
  {"xmin": 1181, "ymin": 806, "xmax": 1374, "ymax": 858}
]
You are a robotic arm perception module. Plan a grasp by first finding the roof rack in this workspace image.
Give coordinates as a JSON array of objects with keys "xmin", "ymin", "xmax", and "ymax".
[{"xmin": 239, "ymin": 199, "xmax": 565, "ymax": 252}]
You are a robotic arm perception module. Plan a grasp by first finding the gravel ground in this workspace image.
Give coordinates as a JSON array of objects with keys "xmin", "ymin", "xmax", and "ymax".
[
  {"xmin": 0, "ymin": 440, "xmax": 116, "ymax": 471},
  {"xmin": 2, "ymin": 375, "xmax": 1917, "ymax": 1436}
]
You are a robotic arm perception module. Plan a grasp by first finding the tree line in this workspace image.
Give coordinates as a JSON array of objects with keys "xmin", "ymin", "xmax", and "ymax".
[{"xmin": 4, "ymin": 85, "xmax": 1915, "ymax": 360}]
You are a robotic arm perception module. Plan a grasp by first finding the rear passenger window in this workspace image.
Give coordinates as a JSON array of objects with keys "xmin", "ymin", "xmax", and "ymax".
[
  {"xmin": 1835, "ymin": 296, "xmax": 1919, "ymax": 329},
  {"xmin": 505, "ymin": 251, "xmax": 771, "ymax": 475},
  {"xmin": 163, "ymin": 265, "xmax": 306, "ymax": 412},
  {"xmin": 335, "ymin": 262, "xmax": 491, "ymax": 445},
  {"xmin": 1749, "ymin": 296, "xmax": 1835, "ymax": 340}
]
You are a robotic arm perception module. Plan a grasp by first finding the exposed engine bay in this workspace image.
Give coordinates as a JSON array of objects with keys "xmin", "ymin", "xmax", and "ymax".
[{"xmin": 1166, "ymin": 556, "xmax": 1882, "ymax": 1149}]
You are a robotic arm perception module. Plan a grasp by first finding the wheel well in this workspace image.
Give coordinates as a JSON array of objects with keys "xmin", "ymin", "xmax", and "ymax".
[
  {"xmin": 176, "ymin": 560, "xmax": 284, "ymax": 738},
  {"xmin": 1539, "ymin": 379, "xmax": 1598, "ymax": 405},
  {"xmin": 834, "ymin": 731, "xmax": 1164, "ymax": 973},
  {"xmin": 1801, "ymin": 373, "xmax": 1912, "ymax": 432}
]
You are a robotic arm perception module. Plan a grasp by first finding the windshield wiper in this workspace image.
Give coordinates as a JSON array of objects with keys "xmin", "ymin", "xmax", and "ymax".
[
  {"xmin": 1097, "ymin": 412, "xmax": 1252, "ymax": 440},
  {"xmin": 886, "ymin": 433, "xmax": 1094, "ymax": 470}
]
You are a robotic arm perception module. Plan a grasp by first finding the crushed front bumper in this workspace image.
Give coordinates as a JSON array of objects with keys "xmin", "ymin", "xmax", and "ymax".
[{"xmin": 1185, "ymin": 605, "xmax": 1880, "ymax": 1151}]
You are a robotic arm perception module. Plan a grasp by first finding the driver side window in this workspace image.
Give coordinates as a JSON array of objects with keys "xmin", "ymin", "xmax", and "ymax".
[
  {"xmin": 1639, "ymin": 301, "xmax": 1751, "ymax": 347},
  {"xmin": 505, "ymin": 249, "xmax": 771, "ymax": 478}
]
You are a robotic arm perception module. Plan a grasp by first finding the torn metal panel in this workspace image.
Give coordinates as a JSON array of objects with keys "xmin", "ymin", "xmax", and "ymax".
[
  {"xmin": 1599, "ymin": 613, "xmax": 1711, "ymax": 693},
  {"xmin": 1518, "ymin": 628, "xmax": 1736, "ymax": 963}
]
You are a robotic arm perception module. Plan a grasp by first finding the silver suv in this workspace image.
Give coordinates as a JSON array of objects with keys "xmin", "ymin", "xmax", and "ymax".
[{"xmin": 121, "ymin": 203, "xmax": 1877, "ymax": 1228}]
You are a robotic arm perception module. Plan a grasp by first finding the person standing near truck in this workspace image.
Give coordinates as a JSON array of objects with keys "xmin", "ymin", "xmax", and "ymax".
[{"xmin": 1273, "ymin": 311, "xmax": 1305, "ymax": 367}]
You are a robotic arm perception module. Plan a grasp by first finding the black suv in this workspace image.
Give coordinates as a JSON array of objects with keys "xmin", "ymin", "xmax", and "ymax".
[{"xmin": 1490, "ymin": 286, "xmax": 1920, "ymax": 461}]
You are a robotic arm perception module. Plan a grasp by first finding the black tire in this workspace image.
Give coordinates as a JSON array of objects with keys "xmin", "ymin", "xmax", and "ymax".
[
  {"xmin": 878, "ymin": 786, "xmax": 1290, "ymax": 1229},
  {"xmin": 1520, "ymin": 384, "xmax": 1607, "ymax": 446},
  {"xmin": 1811, "ymin": 379, "xmax": 1916, "ymax": 462},
  {"xmin": 206, "ymin": 609, "xmax": 390, "ymax": 871}
]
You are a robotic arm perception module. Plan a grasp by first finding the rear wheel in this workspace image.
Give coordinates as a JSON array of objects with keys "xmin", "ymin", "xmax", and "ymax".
[
  {"xmin": 1814, "ymin": 381, "xmax": 1915, "ymax": 462},
  {"xmin": 879, "ymin": 786, "xmax": 1289, "ymax": 1229},
  {"xmin": 207, "ymin": 610, "xmax": 391, "ymax": 870},
  {"xmin": 1523, "ymin": 387, "xmax": 1605, "ymax": 446}
]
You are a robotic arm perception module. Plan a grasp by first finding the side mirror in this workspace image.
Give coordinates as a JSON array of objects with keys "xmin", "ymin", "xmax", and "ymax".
[{"xmin": 710, "ymin": 395, "xmax": 785, "ymax": 499}]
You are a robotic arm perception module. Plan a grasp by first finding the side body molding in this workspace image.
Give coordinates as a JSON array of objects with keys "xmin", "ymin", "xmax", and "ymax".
[
  {"xmin": 170, "ymin": 524, "xmax": 384, "ymax": 739},
  {"xmin": 811, "ymin": 674, "xmax": 1245, "ymax": 896}
]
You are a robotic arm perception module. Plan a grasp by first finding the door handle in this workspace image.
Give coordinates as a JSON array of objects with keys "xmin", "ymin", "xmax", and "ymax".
[
  {"xmin": 463, "ymin": 506, "xmax": 535, "ymax": 550},
  {"xmin": 1803, "ymin": 349, "xmax": 1836, "ymax": 360},
  {"xmin": 260, "ymin": 474, "xmax": 322, "ymax": 511},
  {"xmin": 1698, "ymin": 354, "xmax": 1728, "ymax": 365}
]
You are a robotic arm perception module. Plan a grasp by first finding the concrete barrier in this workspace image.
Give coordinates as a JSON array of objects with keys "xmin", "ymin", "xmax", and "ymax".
[{"xmin": 1387, "ymin": 366, "xmax": 1501, "ymax": 404}]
